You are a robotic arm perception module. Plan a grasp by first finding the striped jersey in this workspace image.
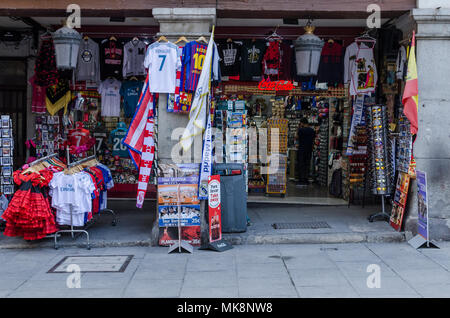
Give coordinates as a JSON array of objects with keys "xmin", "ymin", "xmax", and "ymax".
[{"xmin": 182, "ymin": 41, "xmax": 207, "ymax": 92}]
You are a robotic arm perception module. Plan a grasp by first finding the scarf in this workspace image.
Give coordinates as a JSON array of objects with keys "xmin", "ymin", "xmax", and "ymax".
[{"xmin": 122, "ymin": 72, "xmax": 156, "ymax": 208}]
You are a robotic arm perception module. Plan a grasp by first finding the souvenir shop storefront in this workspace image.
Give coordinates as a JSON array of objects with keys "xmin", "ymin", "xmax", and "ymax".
[{"xmin": 0, "ymin": 5, "xmax": 419, "ymax": 247}]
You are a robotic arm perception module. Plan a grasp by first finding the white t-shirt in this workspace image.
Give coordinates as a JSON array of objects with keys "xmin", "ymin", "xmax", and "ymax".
[
  {"xmin": 349, "ymin": 42, "xmax": 377, "ymax": 96},
  {"xmin": 144, "ymin": 42, "xmax": 181, "ymax": 93},
  {"xmin": 49, "ymin": 172, "xmax": 95, "ymax": 218},
  {"xmin": 98, "ymin": 78, "xmax": 122, "ymax": 117}
]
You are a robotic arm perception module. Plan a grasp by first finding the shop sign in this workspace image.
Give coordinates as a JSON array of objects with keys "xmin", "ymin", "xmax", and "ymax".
[
  {"xmin": 258, "ymin": 78, "xmax": 295, "ymax": 91},
  {"xmin": 208, "ymin": 175, "xmax": 222, "ymax": 243}
]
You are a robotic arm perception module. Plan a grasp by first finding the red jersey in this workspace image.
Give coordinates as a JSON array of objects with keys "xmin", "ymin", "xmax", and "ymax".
[{"xmin": 68, "ymin": 128, "xmax": 90, "ymax": 148}]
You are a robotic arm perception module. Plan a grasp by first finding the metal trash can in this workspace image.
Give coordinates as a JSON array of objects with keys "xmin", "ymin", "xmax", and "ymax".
[{"xmin": 213, "ymin": 163, "xmax": 247, "ymax": 233}]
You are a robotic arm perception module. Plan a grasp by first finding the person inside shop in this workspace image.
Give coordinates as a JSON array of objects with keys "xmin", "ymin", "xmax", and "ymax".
[{"xmin": 295, "ymin": 118, "xmax": 315, "ymax": 186}]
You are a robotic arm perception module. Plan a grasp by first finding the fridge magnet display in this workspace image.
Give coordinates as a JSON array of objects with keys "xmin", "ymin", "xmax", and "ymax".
[
  {"xmin": 1, "ymin": 157, "xmax": 12, "ymax": 166},
  {"xmin": 2, "ymin": 129, "xmax": 10, "ymax": 138},
  {"xmin": 2, "ymin": 176, "xmax": 12, "ymax": 184},
  {"xmin": 3, "ymin": 185, "xmax": 13, "ymax": 195},
  {"xmin": 2, "ymin": 166, "xmax": 11, "ymax": 176},
  {"xmin": 1, "ymin": 117, "xmax": 9, "ymax": 128},
  {"xmin": 2, "ymin": 138, "xmax": 11, "ymax": 148}
]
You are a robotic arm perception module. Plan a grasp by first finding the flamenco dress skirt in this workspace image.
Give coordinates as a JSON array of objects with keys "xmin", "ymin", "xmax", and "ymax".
[{"xmin": 2, "ymin": 170, "xmax": 57, "ymax": 240}]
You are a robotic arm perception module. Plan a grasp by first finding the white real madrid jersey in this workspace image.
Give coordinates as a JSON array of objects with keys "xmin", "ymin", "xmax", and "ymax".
[{"xmin": 144, "ymin": 42, "xmax": 181, "ymax": 94}]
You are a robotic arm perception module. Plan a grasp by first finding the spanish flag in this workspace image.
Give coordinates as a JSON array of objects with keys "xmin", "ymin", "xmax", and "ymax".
[{"xmin": 402, "ymin": 31, "xmax": 419, "ymax": 135}]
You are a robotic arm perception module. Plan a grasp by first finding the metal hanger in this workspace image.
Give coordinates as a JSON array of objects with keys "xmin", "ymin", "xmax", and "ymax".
[{"xmin": 265, "ymin": 25, "xmax": 283, "ymax": 42}]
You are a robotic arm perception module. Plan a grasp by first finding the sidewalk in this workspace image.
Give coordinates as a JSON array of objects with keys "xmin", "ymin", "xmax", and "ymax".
[
  {"xmin": 1, "ymin": 242, "xmax": 450, "ymax": 298},
  {"xmin": 0, "ymin": 202, "xmax": 404, "ymax": 248}
]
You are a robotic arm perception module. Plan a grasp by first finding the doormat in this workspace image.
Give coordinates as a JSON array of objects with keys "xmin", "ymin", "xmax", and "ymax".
[
  {"xmin": 47, "ymin": 255, "xmax": 133, "ymax": 273},
  {"xmin": 272, "ymin": 222, "xmax": 331, "ymax": 229}
]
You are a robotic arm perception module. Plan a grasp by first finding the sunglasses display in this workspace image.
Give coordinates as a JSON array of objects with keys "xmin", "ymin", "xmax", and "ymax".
[{"xmin": 366, "ymin": 105, "xmax": 393, "ymax": 196}]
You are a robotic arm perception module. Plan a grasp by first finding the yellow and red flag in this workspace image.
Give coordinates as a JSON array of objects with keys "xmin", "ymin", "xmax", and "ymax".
[{"xmin": 402, "ymin": 31, "xmax": 419, "ymax": 135}]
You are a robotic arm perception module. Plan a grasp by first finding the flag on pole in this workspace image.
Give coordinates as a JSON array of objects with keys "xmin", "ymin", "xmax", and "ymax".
[
  {"xmin": 179, "ymin": 27, "xmax": 215, "ymax": 151},
  {"xmin": 122, "ymin": 72, "xmax": 156, "ymax": 208},
  {"xmin": 402, "ymin": 31, "xmax": 419, "ymax": 135}
]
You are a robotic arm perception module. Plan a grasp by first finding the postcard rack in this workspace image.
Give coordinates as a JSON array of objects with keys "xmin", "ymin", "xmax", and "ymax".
[{"xmin": 53, "ymin": 150, "xmax": 117, "ymax": 250}]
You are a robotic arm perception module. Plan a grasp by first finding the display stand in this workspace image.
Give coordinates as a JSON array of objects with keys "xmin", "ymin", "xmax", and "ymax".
[
  {"xmin": 366, "ymin": 105, "xmax": 393, "ymax": 223},
  {"xmin": 54, "ymin": 149, "xmax": 117, "ymax": 250},
  {"xmin": 368, "ymin": 194, "xmax": 390, "ymax": 222},
  {"xmin": 168, "ymin": 184, "xmax": 193, "ymax": 254},
  {"xmin": 408, "ymin": 170, "xmax": 439, "ymax": 249}
]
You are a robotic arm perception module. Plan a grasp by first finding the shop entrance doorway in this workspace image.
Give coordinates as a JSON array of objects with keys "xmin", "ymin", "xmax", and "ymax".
[{"xmin": 0, "ymin": 58, "xmax": 27, "ymax": 168}]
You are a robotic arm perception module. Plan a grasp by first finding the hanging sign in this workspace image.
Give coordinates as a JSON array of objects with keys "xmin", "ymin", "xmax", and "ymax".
[{"xmin": 258, "ymin": 78, "xmax": 295, "ymax": 91}]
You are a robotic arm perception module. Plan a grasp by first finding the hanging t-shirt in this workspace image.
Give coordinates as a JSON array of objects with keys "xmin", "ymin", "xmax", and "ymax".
[
  {"xmin": 182, "ymin": 41, "xmax": 208, "ymax": 92},
  {"xmin": 100, "ymin": 38, "xmax": 123, "ymax": 80},
  {"xmin": 109, "ymin": 128, "xmax": 128, "ymax": 157},
  {"xmin": 144, "ymin": 42, "xmax": 180, "ymax": 93},
  {"xmin": 349, "ymin": 42, "xmax": 378, "ymax": 96},
  {"xmin": 317, "ymin": 41, "xmax": 344, "ymax": 85},
  {"xmin": 123, "ymin": 39, "xmax": 147, "ymax": 78},
  {"xmin": 76, "ymin": 37, "xmax": 101, "ymax": 83},
  {"xmin": 120, "ymin": 80, "xmax": 143, "ymax": 118},
  {"xmin": 262, "ymin": 40, "xmax": 281, "ymax": 76},
  {"xmin": 98, "ymin": 78, "xmax": 121, "ymax": 117},
  {"xmin": 344, "ymin": 42, "xmax": 369, "ymax": 84},
  {"xmin": 240, "ymin": 40, "xmax": 266, "ymax": 81},
  {"xmin": 217, "ymin": 40, "xmax": 242, "ymax": 77},
  {"xmin": 279, "ymin": 41, "xmax": 294, "ymax": 80}
]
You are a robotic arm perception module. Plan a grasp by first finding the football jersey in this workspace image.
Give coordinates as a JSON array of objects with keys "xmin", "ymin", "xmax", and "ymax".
[
  {"xmin": 68, "ymin": 128, "xmax": 90, "ymax": 148},
  {"xmin": 182, "ymin": 41, "xmax": 207, "ymax": 92},
  {"xmin": 98, "ymin": 78, "xmax": 121, "ymax": 117},
  {"xmin": 108, "ymin": 128, "xmax": 128, "ymax": 158},
  {"xmin": 120, "ymin": 80, "xmax": 143, "ymax": 118},
  {"xmin": 144, "ymin": 42, "xmax": 180, "ymax": 93},
  {"xmin": 93, "ymin": 131, "xmax": 108, "ymax": 153}
]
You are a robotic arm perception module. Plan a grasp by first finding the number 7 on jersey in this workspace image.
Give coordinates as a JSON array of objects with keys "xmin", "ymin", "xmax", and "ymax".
[{"xmin": 158, "ymin": 54, "xmax": 166, "ymax": 71}]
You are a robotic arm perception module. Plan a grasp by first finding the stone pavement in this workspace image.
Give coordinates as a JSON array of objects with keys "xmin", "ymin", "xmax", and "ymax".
[
  {"xmin": 1, "ymin": 241, "xmax": 450, "ymax": 298},
  {"xmin": 0, "ymin": 203, "xmax": 404, "ymax": 248}
]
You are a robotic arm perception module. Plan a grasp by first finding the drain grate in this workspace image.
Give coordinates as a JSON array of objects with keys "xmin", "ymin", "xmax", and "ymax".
[
  {"xmin": 272, "ymin": 222, "xmax": 331, "ymax": 230},
  {"xmin": 48, "ymin": 255, "xmax": 133, "ymax": 273}
]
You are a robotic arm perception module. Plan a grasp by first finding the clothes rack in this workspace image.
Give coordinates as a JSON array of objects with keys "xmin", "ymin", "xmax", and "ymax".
[{"xmin": 53, "ymin": 148, "xmax": 117, "ymax": 250}]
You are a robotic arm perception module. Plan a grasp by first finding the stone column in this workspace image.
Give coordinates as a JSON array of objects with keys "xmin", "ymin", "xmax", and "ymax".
[
  {"xmin": 150, "ymin": 8, "xmax": 216, "ymax": 245},
  {"xmin": 404, "ymin": 4, "xmax": 450, "ymax": 240}
]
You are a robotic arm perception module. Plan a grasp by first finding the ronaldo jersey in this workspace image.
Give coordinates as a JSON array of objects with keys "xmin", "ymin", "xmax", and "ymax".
[{"xmin": 144, "ymin": 42, "xmax": 180, "ymax": 94}]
